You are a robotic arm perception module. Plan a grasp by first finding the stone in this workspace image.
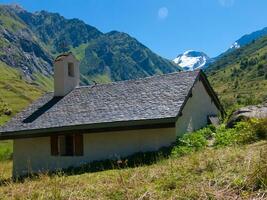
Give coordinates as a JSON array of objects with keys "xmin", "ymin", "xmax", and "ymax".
[{"xmin": 227, "ymin": 102, "xmax": 267, "ymax": 128}]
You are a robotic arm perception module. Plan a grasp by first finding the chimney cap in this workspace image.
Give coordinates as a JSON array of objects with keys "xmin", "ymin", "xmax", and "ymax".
[{"xmin": 54, "ymin": 52, "xmax": 79, "ymax": 62}]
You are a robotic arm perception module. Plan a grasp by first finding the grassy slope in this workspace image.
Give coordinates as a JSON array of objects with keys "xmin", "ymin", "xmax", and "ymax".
[
  {"xmin": 0, "ymin": 61, "xmax": 43, "ymax": 125},
  {"xmin": 207, "ymin": 36, "xmax": 267, "ymax": 111},
  {"xmin": 0, "ymin": 141, "xmax": 266, "ymax": 199}
]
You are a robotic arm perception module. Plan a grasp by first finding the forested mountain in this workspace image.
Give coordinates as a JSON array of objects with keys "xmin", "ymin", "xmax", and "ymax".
[
  {"xmin": 80, "ymin": 31, "xmax": 179, "ymax": 83},
  {"xmin": 207, "ymin": 35, "xmax": 267, "ymax": 109}
]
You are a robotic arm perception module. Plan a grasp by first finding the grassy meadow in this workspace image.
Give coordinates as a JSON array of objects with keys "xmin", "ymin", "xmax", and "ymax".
[
  {"xmin": 0, "ymin": 119, "xmax": 266, "ymax": 199},
  {"xmin": 0, "ymin": 61, "xmax": 44, "ymax": 125}
]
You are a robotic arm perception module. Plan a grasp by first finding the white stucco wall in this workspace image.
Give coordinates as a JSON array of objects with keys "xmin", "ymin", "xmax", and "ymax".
[
  {"xmin": 13, "ymin": 127, "xmax": 175, "ymax": 177},
  {"xmin": 54, "ymin": 54, "xmax": 80, "ymax": 97},
  {"xmin": 175, "ymin": 79, "xmax": 220, "ymax": 136}
]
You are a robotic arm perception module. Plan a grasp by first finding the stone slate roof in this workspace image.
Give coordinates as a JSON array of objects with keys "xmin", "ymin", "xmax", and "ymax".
[{"xmin": 0, "ymin": 70, "xmax": 212, "ymax": 138}]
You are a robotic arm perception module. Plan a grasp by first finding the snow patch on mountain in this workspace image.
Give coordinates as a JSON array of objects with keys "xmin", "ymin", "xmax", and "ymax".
[
  {"xmin": 229, "ymin": 27, "xmax": 267, "ymax": 51},
  {"xmin": 173, "ymin": 50, "xmax": 210, "ymax": 71},
  {"xmin": 230, "ymin": 42, "xmax": 240, "ymax": 49}
]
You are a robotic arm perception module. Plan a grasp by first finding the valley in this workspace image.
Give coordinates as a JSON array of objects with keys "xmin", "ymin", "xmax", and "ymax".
[{"xmin": 0, "ymin": 2, "xmax": 266, "ymax": 199}]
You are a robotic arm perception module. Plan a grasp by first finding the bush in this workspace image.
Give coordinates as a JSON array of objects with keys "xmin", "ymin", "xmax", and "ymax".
[
  {"xmin": 214, "ymin": 125, "xmax": 237, "ymax": 147},
  {"xmin": 171, "ymin": 128, "xmax": 210, "ymax": 156},
  {"xmin": 251, "ymin": 118, "xmax": 267, "ymax": 140},
  {"xmin": 234, "ymin": 121, "xmax": 258, "ymax": 144},
  {"xmin": 172, "ymin": 119, "xmax": 266, "ymax": 157},
  {"xmin": 200, "ymin": 125, "xmax": 216, "ymax": 139},
  {"xmin": 214, "ymin": 119, "xmax": 267, "ymax": 147}
]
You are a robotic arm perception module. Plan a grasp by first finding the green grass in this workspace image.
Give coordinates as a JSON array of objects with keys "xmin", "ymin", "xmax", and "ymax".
[
  {"xmin": 0, "ymin": 61, "xmax": 43, "ymax": 125},
  {"xmin": 0, "ymin": 142, "xmax": 265, "ymax": 199},
  {"xmin": 0, "ymin": 12, "xmax": 26, "ymax": 32},
  {"xmin": 0, "ymin": 140, "xmax": 12, "ymax": 161},
  {"xmin": 33, "ymin": 72, "xmax": 54, "ymax": 92},
  {"xmin": 87, "ymin": 73, "xmax": 112, "ymax": 84},
  {"xmin": 70, "ymin": 43, "xmax": 89, "ymax": 61}
]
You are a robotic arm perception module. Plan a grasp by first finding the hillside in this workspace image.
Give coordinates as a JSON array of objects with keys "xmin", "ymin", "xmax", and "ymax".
[
  {"xmin": 207, "ymin": 35, "xmax": 267, "ymax": 110},
  {"xmin": 0, "ymin": 61, "xmax": 43, "ymax": 125},
  {"xmin": 0, "ymin": 119, "xmax": 266, "ymax": 199}
]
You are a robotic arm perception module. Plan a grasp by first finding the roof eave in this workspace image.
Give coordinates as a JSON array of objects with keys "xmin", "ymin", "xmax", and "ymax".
[
  {"xmin": 0, "ymin": 117, "xmax": 176, "ymax": 140},
  {"xmin": 199, "ymin": 70, "xmax": 226, "ymax": 117}
]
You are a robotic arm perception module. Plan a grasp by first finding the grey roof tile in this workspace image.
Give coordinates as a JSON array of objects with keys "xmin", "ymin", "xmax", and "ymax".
[{"xmin": 0, "ymin": 70, "xmax": 200, "ymax": 134}]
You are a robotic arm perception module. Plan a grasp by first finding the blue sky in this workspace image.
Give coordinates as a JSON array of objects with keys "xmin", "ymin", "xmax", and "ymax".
[{"xmin": 0, "ymin": 0, "xmax": 267, "ymax": 59}]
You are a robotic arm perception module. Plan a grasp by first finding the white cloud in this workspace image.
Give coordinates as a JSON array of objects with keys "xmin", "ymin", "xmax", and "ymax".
[
  {"xmin": 158, "ymin": 7, "xmax": 168, "ymax": 20},
  {"xmin": 218, "ymin": 0, "xmax": 235, "ymax": 7}
]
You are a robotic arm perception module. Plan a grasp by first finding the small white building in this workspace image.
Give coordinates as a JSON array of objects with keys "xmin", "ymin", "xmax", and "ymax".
[{"xmin": 0, "ymin": 52, "xmax": 224, "ymax": 177}]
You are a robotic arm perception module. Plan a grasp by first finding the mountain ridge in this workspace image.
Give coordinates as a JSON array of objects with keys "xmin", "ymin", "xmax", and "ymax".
[{"xmin": 0, "ymin": 4, "xmax": 179, "ymax": 87}]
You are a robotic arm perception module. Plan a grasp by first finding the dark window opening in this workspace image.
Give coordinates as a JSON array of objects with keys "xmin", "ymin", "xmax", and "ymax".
[
  {"xmin": 68, "ymin": 62, "xmax": 74, "ymax": 77},
  {"xmin": 59, "ymin": 135, "xmax": 74, "ymax": 156},
  {"xmin": 51, "ymin": 134, "xmax": 83, "ymax": 156}
]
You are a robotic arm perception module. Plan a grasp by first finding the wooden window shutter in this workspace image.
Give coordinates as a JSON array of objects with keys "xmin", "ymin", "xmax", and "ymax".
[
  {"xmin": 50, "ymin": 136, "xmax": 59, "ymax": 156},
  {"xmin": 74, "ymin": 134, "xmax": 84, "ymax": 156}
]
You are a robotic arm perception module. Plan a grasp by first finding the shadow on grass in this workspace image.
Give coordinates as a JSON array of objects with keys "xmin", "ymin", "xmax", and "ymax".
[
  {"xmin": 0, "ymin": 145, "xmax": 174, "ymax": 185},
  {"xmin": 64, "ymin": 145, "xmax": 173, "ymax": 175}
]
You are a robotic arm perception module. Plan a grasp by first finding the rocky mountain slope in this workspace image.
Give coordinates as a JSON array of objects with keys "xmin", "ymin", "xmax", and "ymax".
[
  {"xmin": 0, "ymin": 4, "xmax": 179, "ymax": 87},
  {"xmin": 0, "ymin": 5, "xmax": 53, "ymax": 83},
  {"xmin": 173, "ymin": 50, "xmax": 210, "ymax": 71}
]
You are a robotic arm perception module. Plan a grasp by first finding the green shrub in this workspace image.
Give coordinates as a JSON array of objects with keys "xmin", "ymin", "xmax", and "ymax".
[
  {"xmin": 214, "ymin": 125, "xmax": 237, "ymax": 147},
  {"xmin": 172, "ymin": 129, "xmax": 209, "ymax": 156},
  {"xmin": 178, "ymin": 131, "xmax": 208, "ymax": 150},
  {"xmin": 214, "ymin": 119, "xmax": 267, "ymax": 147},
  {"xmin": 234, "ymin": 121, "xmax": 258, "ymax": 144},
  {"xmin": 196, "ymin": 125, "xmax": 215, "ymax": 139},
  {"xmin": 251, "ymin": 118, "xmax": 267, "ymax": 140},
  {"xmin": 171, "ymin": 146, "xmax": 193, "ymax": 157}
]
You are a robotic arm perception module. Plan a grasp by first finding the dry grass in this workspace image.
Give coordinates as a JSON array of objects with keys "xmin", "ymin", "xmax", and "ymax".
[{"xmin": 0, "ymin": 141, "xmax": 266, "ymax": 199}]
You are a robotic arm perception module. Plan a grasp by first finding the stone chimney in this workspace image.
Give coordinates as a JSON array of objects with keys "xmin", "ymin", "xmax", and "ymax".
[{"xmin": 54, "ymin": 52, "xmax": 80, "ymax": 97}]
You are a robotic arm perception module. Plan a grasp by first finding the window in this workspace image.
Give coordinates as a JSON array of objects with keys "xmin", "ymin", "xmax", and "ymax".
[
  {"xmin": 68, "ymin": 62, "xmax": 75, "ymax": 77},
  {"xmin": 58, "ymin": 135, "xmax": 74, "ymax": 156},
  {"xmin": 51, "ymin": 134, "xmax": 83, "ymax": 156}
]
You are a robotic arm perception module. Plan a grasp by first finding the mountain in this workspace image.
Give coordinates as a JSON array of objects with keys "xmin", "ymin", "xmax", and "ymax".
[
  {"xmin": 0, "ymin": 5, "xmax": 53, "ymax": 84},
  {"xmin": 15, "ymin": 8, "xmax": 102, "ymax": 54},
  {"xmin": 80, "ymin": 31, "xmax": 180, "ymax": 83},
  {"xmin": 173, "ymin": 50, "xmax": 210, "ymax": 71},
  {"xmin": 207, "ymin": 35, "xmax": 267, "ymax": 110},
  {"xmin": 227, "ymin": 27, "xmax": 267, "ymax": 53},
  {"xmin": 0, "ymin": 4, "xmax": 179, "ymax": 87}
]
